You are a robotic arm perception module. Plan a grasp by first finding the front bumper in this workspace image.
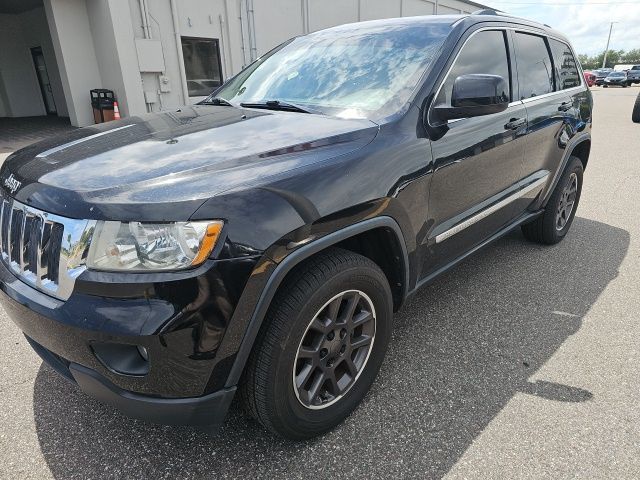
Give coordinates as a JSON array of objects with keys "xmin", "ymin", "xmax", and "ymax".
[
  {"xmin": 0, "ymin": 251, "xmax": 257, "ymax": 425},
  {"xmin": 26, "ymin": 335, "xmax": 235, "ymax": 425}
]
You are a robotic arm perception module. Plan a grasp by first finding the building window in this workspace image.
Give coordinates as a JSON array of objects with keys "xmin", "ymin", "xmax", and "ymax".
[{"xmin": 181, "ymin": 37, "xmax": 223, "ymax": 97}]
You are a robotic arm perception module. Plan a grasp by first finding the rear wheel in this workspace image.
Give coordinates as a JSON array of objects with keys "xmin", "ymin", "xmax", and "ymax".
[
  {"xmin": 239, "ymin": 248, "xmax": 393, "ymax": 439},
  {"xmin": 521, "ymin": 156, "xmax": 583, "ymax": 245},
  {"xmin": 633, "ymin": 92, "xmax": 640, "ymax": 123}
]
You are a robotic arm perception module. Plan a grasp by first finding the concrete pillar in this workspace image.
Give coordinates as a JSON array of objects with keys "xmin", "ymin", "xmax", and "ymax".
[
  {"xmin": 44, "ymin": 0, "xmax": 102, "ymax": 126},
  {"xmin": 44, "ymin": 0, "xmax": 146, "ymax": 126},
  {"xmin": 86, "ymin": 0, "xmax": 146, "ymax": 118}
]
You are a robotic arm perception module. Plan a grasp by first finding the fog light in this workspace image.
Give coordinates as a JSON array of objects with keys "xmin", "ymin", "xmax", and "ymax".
[
  {"xmin": 92, "ymin": 342, "xmax": 149, "ymax": 376},
  {"xmin": 137, "ymin": 345, "xmax": 149, "ymax": 361}
]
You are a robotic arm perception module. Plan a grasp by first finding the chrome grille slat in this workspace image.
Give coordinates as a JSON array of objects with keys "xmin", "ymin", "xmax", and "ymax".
[
  {"xmin": 0, "ymin": 194, "xmax": 96, "ymax": 300},
  {"xmin": 36, "ymin": 217, "xmax": 46, "ymax": 287},
  {"xmin": 19, "ymin": 211, "xmax": 27, "ymax": 272}
]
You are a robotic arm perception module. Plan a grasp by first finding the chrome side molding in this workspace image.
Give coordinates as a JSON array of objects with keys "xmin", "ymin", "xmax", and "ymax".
[{"xmin": 435, "ymin": 174, "xmax": 549, "ymax": 244}]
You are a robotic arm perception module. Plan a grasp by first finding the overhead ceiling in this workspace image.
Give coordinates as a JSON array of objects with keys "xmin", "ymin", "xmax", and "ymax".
[{"xmin": 0, "ymin": 0, "xmax": 43, "ymax": 14}]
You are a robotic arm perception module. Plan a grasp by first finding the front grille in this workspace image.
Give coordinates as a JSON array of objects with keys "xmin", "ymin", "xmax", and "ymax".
[{"xmin": 0, "ymin": 194, "xmax": 96, "ymax": 300}]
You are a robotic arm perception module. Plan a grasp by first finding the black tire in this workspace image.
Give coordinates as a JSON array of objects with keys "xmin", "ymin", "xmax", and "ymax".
[
  {"xmin": 239, "ymin": 247, "xmax": 393, "ymax": 439},
  {"xmin": 521, "ymin": 156, "xmax": 583, "ymax": 245},
  {"xmin": 633, "ymin": 92, "xmax": 640, "ymax": 123},
  {"xmin": 603, "ymin": 85, "xmax": 608, "ymax": 88}
]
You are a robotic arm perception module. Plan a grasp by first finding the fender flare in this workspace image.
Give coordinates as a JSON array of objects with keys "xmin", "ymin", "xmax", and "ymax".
[
  {"xmin": 224, "ymin": 215, "xmax": 409, "ymax": 387},
  {"xmin": 541, "ymin": 132, "xmax": 591, "ymax": 207}
]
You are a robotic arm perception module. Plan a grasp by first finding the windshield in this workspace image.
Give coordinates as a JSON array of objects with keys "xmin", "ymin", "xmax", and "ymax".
[
  {"xmin": 609, "ymin": 72, "xmax": 625, "ymax": 77},
  {"xmin": 214, "ymin": 21, "xmax": 452, "ymax": 120}
]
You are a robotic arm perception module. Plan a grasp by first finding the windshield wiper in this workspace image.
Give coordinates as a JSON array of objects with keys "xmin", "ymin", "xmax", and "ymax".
[
  {"xmin": 239, "ymin": 100, "xmax": 321, "ymax": 114},
  {"xmin": 200, "ymin": 97, "xmax": 233, "ymax": 106}
]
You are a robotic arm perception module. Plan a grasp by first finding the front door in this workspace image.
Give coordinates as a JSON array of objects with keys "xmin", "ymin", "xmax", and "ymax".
[
  {"xmin": 423, "ymin": 29, "xmax": 528, "ymax": 278},
  {"xmin": 30, "ymin": 47, "xmax": 56, "ymax": 115}
]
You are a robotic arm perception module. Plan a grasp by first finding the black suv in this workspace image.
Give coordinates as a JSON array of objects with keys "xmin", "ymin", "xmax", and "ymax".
[
  {"xmin": 0, "ymin": 12, "xmax": 591, "ymax": 440},
  {"xmin": 627, "ymin": 65, "xmax": 640, "ymax": 85}
]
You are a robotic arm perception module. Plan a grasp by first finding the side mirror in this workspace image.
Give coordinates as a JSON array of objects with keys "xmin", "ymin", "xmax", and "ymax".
[{"xmin": 433, "ymin": 74, "xmax": 509, "ymax": 121}]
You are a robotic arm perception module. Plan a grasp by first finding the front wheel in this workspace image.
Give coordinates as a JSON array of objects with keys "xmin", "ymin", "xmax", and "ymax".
[
  {"xmin": 239, "ymin": 248, "xmax": 393, "ymax": 439},
  {"xmin": 521, "ymin": 156, "xmax": 583, "ymax": 244}
]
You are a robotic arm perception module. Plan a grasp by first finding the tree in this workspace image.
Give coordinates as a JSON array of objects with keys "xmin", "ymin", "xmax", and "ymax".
[
  {"xmin": 577, "ymin": 49, "xmax": 636, "ymax": 70},
  {"xmin": 622, "ymin": 49, "xmax": 640, "ymax": 64},
  {"xmin": 595, "ymin": 49, "xmax": 624, "ymax": 68}
]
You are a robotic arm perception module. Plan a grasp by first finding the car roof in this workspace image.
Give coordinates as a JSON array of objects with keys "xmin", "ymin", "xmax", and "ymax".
[{"xmin": 316, "ymin": 10, "xmax": 572, "ymax": 45}]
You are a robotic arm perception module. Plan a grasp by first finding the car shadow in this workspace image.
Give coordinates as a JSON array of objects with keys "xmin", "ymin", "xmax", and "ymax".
[{"xmin": 32, "ymin": 217, "xmax": 629, "ymax": 479}]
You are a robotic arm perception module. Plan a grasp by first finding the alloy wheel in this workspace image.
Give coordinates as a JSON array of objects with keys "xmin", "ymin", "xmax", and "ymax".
[
  {"xmin": 293, "ymin": 290, "xmax": 376, "ymax": 409},
  {"xmin": 556, "ymin": 172, "xmax": 578, "ymax": 231}
]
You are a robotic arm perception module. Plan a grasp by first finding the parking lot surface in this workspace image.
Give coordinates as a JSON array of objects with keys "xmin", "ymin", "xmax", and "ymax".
[{"xmin": 0, "ymin": 87, "xmax": 639, "ymax": 479}]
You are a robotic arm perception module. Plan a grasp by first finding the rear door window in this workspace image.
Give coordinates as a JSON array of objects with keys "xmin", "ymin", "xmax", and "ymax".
[
  {"xmin": 548, "ymin": 39, "xmax": 581, "ymax": 90},
  {"xmin": 513, "ymin": 32, "xmax": 554, "ymax": 99}
]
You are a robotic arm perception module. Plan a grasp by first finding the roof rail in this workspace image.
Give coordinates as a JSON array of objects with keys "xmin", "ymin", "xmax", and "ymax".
[
  {"xmin": 471, "ymin": 8, "xmax": 503, "ymax": 15},
  {"xmin": 471, "ymin": 8, "xmax": 551, "ymax": 28}
]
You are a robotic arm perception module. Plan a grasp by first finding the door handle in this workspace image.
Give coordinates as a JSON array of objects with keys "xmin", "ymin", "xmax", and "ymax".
[
  {"xmin": 504, "ymin": 117, "xmax": 526, "ymax": 130},
  {"xmin": 558, "ymin": 101, "xmax": 572, "ymax": 112}
]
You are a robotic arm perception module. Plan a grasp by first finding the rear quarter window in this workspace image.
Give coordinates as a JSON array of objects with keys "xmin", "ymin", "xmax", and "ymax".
[{"xmin": 548, "ymin": 38, "xmax": 581, "ymax": 90}]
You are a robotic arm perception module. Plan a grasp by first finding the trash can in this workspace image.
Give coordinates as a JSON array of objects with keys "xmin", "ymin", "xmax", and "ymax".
[{"xmin": 90, "ymin": 89, "xmax": 115, "ymax": 123}]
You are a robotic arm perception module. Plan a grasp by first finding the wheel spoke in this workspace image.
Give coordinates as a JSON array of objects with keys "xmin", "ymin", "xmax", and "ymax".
[
  {"xmin": 309, "ymin": 317, "xmax": 330, "ymax": 334},
  {"xmin": 340, "ymin": 291, "xmax": 360, "ymax": 325},
  {"xmin": 325, "ymin": 369, "xmax": 340, "ymax": 396},
  {"xmin": 352, "ymin": 310, "xmax": 373, "ymax": 329},
  {"xmin": 342, "ymin": 357, "xmax": 358, "ymax": 378},
  {"xmin": 295, "ymin": 362, "xmax": 314, "ymax": 389},
  {"xmin": 351, "ymin": 334, "xmax": 372, "ymax": 350},
  {"xmin": 325, "ymin": 295, "xmax": 343, "ymax": 323},
  {"xmin": 298, "ymin": 345, "xmax": 318, "ymax": 360},
  {"xmin": 306, "ymin": 371, "xmax": 326, "ymax": 404}
]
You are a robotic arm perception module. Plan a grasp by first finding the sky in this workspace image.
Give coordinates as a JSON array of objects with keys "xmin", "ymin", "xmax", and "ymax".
[{"xmin": 486, "ymin": 0, "xmax": 640, "ymax": 56}]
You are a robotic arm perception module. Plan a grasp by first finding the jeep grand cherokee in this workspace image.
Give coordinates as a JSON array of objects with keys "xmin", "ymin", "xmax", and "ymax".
[{"xmin": 0, "ymin": 12, "xmax": 592, "ymax": 440}]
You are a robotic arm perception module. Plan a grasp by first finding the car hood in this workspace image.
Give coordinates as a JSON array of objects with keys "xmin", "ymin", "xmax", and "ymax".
[{"xmin": 1, "ymin": 105, "xmax": 378, "ymax": 220}]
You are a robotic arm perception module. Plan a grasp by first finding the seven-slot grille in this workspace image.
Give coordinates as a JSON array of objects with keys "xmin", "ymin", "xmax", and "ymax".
[
  {"xmin": 0, "ymin": 198, "xmax": 63, "ymax": 284},
  {"xmin": 0, "ymin": 194, "xmax": 95, "ymax": 300}
]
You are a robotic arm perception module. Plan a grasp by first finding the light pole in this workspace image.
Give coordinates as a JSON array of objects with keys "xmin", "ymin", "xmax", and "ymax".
[{"xmin": 602, "ymin": 22, "xmax": 618, "ymax": 69}]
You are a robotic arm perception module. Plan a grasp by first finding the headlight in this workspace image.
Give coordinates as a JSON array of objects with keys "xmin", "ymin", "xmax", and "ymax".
[{"xmin": 86, "ymin": 220, "xmax": 224, "ymax": 271}]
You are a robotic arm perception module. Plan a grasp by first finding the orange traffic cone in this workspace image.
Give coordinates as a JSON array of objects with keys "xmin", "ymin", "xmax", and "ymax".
[{"xmin": 113, "ymin": 101, "xmax": 121, "ymax": 120}]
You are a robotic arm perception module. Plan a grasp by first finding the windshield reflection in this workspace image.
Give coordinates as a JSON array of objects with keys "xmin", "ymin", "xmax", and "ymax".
[{"xmin": 215, "ymin": 20, "xmax": 453, "ymax": 120}]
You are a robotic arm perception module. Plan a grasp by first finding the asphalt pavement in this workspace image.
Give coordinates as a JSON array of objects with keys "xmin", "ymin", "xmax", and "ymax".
[{"xmin": 0, "ymin": 86, "xmax": 639, "ymax": 479}]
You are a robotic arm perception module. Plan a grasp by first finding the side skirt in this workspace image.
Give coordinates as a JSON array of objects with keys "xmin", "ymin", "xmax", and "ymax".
[{"xmin": 407, "ymin": 209, "xmax": 543, "ymax": 298}]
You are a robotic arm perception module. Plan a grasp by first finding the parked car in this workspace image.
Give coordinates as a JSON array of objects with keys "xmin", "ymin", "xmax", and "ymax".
[
  {"xmin": 0, "ymin": 12, "xmax": 592, "ymax": 440},
  {"xmin": 627, "ymin": 65, "xmax": 640, "ymax": 85},
  {"xmin": 633, "ymin": 91, "xmax": 640, "ymax": 123},
  {"xmin": 603, "ymin": 71, "xmax": 630, "ymax": 87},
  {"xmin": 594, "ymin": 68, "xmax": 614, "ymax": 85},
  {"xmin": 583, "ymin": 70, "xmax": 596, "ymax": 86}
]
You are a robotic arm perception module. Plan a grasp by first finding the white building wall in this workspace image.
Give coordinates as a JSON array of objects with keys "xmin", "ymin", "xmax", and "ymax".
[
  {"xmin": 38, "ymin": 0, "xmax": 489, "ymax": 124},
  {"xmin": 0, "ymin": 13, "xmax": 47, "ymax": 117}
]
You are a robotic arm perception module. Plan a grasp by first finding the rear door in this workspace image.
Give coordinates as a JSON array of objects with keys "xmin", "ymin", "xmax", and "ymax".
[
  {"xmin": 424, "ymin": 29, "xmax": 528, "ymax": 277},
  {"xmin": 511, "ymin": 31, "xmax": 587, "ymax": 214}
]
